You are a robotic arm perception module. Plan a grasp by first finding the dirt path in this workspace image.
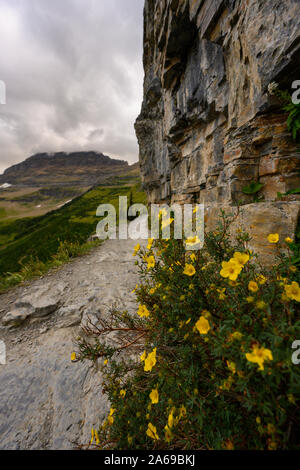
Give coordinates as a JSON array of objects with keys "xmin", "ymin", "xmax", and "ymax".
[{"xmin": 0, "ymin": 236, "xmax": 143, "ymax": 449}]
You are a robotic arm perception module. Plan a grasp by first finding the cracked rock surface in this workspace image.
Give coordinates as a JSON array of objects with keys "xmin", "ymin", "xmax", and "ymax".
[{"xmin": 0, "ymin": 236, "xmax": 143, "ymax": 449}]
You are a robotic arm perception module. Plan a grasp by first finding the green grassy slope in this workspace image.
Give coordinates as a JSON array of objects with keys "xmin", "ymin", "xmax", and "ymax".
[{"xmin": 0, "ymin": 182, "xmax": 146, "ymax": 278}]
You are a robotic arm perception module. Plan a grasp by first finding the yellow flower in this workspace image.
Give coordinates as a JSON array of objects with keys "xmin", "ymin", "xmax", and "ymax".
[
  {"xmin": 227, "ymin": 361, "xmax": 236, "ymax": 374},
  {"xmin": 131, "ymin": 284, "xmax": 138, "ymax": 294},
  {"xmin": 220, "ymin": 260, "xmax": 242, "ymax": 281},
  {"xmin": 195, "ymin": 316, "xmax": 211, "ymax": 335},
  {"xmin": 217, "ymin": 288, "xmax": 226, "ymax": 300},
  {"xmin": 147, "ymin": 238, "xmax": 154, "ymax": 250},
  {"xmin": 284, "ymin": 281, "xmax": 300, "ymax": 302},
  {"xmin": 248, "ymin": 281, "xmax": 259, "ymax": 293},
  {"xmin": 94, "ymin": 429, "xmax": 100, "ymax": 445},
  {"xmin": 149, "ymin": 388, "xmax": 159, "ymax": 404},
  {"xmin": 107, "ymin": 407, "xmax": 115, "ymax": 425},
  {"xmin": 185, "ymin": 236, "xmax": 201, "ymax": 246},
  {"xmin": 133, "ymin": 243, "xmax": 141, "ymax": 256},
  {"xmin": 140, "ymin": 350, "xmax": 147, "ymax": 362},
  {"xmin": 230, "ymin": 331, "xmax": 243, "ymax": 341},
  {"xmin": 137, "ymin": 304, "xmax": 150, "ymax": 318},
  {"xmin": 245, "ymin": 345, "xmax": 273, "ymax": 371},
  {"xmin": 256, "ymin": 274, "xmax": 267, "ymax": 285},
  {"xmin": 190, "ymin": 253, "xmax": 197, "ymax": 263},
  {"xmin": 224, "ymin": 439, "xmax": 234, "ymax": 450},
  {"xmin": 268, "ymin": 233, "xmax": 279, "ymax": 244},
  {"xmin": 146, "ymin": 255, "xmax": 156, "ymax": 270},
  {"xmin": 246, "ymin": 296, "xmax": 254, "ymax": 303},
  {"xmin": 233, "ymin": 252, "xmax": 250, "ymax": 266},
  {"xmin": 144, "ymin": 347, "xmax": 157, "ymax": 372},
  {"xmin": 285, "ymin": 237, "xmax": 293, "ymax": 244},
  {"xmin": 90, "ymin": 427, "xmax": 95, "ymax": 445},
  {"xmin": 289, "ymin": 266, "xmax": 297, "ymax": 273},
  {"xmin": 71, "ymin": 352, "xmax": 77, "ymax": 362},
  {"xmin": 120, "ymin": 389, "xmax": 126, "ymax": 398},
  {"xmin": 256, "ymin": 417, "xmax": 261, "ymax": 424},
  {"xmin": 168, "ymin": 408, "xmax": 175, "ymax": 428},
  {"xmin": 128, "ymin": 436, "xmax": 133, "ymax": 445},
  {"xmin": 256, "ymin": 300, "xmax": 267, "ymax": 310},
  {"xmin": 146, "ymin": 423, "xmax": 159, "ymax": 441},
  {"xmin": 183, "ymin": 264, "xmax": 196, "ymax": 276},
  {"xmin": 164, "ymin": 425, "xmax": 173, "ymax": 443},
  {"xmin": 104, "ymin": 359, "xmax": 108, "ymax": 366},
  {"xmin": 149, "ymin": 287, "xmax": 156, "ymax": 295}
]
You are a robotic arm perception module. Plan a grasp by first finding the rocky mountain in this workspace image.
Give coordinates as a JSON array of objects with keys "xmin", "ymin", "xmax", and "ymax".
[
  {"xmin": 135, "ymin": 0, "xmax": 300, "ymax": 259},
  {"xmin": 0, "ymin": 151, "xmax": 133, "ymax": 187}
]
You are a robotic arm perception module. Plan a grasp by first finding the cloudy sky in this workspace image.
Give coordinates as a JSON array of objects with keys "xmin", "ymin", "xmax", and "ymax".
[{"xmin": 0, "ymin": 0, "xmax": 144, "ymax": 174}]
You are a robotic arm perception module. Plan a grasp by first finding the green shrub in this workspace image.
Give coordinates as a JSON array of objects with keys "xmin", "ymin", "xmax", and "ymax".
[{"xmin": 76, "ymin": 212, "xmax": 300, "ymax": 450}]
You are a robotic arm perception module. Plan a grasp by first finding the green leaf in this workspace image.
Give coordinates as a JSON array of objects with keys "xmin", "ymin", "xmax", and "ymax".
[{"xmin": 242, "ymin": 182, "xmax": 264, "ymax": 195}]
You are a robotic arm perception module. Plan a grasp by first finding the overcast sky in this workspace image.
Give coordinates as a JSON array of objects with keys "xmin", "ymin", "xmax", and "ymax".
[{"xmin": 0, "ymin": 0, "xmax": 144, "ymax": 174}]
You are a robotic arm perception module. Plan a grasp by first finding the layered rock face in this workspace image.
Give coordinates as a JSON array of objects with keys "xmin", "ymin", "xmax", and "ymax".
[{"xmin": 135, "ymin": 0, "xmax": 300, "ymax": 248}]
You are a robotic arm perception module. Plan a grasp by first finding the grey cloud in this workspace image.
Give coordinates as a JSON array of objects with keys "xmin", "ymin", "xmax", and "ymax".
[{"xmin": 0, "ymin": 0, "xmax": 144, "ymax": 174}]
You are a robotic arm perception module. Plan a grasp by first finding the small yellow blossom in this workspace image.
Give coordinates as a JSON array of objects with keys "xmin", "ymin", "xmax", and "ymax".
[
  {"xmin": 284, "ymin": 281, "xmax": 300, "ymax": 302},
  {"xmin": 104, "ymin": 359, "xmax": 108, "ymax": 366},
  {"xmin": 245, "ymin": 345, "xmax": 273, "ymax": 371},
  {"xmin": 90, "ymin": 427, "xmax": 95, "ymax": 445},
  {"xmin": 149, "ymin": 388, "xmax": 159, "ymax": 404},
  {"xmin": 268, "ymin": 233, "xmax": 279, "ymax": 244},
  {"xmin": 71, "ymin": 352, "xmax": 77, "ymax": 362},
  {"xmin": 107, "ymin": 407, "xmax": 116, "ymax": 425},
  {"xmin": 168, "ymin": 408, "xmax": 175, "ymax": 428},
  {"xmin": 146, "ymin": 255, "xmax": 156, "ymax": 270},
  {"xmin": 233, "ymin": 252, "xmax": 250, "ymax": 266},
  {"xmin": 256, "ymin": 300, "xmax": 267, "ymax": 310},
  {"xmin": 146, "ymin": 423, "xmax": 159, "ymax": 441},
  {"xmin": 120, "ymin": 389, "xmax": 126, "ymax": 398},
  {"xmin": 128, "ymin": 436, "xmax": 133, "ymax": 445},
  {"xmin": 137, "ymin": 304, "xmax": 150, "ymax": 318},
  {"xmin": 147, "ymin": 238, "xmax": 154, "ymax": 250},
  {"xmin": 144, "ymin": 347, "xmax": 157, "ymax": 372},
  {"xmin": 256, "ymin": 274, "xmax": 267, "ymax": 285},
  {"xmin": 220, "ymin": 260, "xmax": 242, "ymax": 281},
  {"xmin": 183, "ymin": 264, "xmax": 196, "ymax": 276},
  {"xmin": 195, "ymin": 316, "xmax": 211, "ymax": 335},
  {"xmin": 227, "ymin": 361, "xmax": 236, "ymax": 374},
  {"xmin": 248, "ymin": 281, "xmax": 259, "ymax": 293},
  {"xmin": 140, "ymin": 350, "xmax": 147, "ymax": 362},
  {"xmin": 185, "ymin": 236, "xmax": 201, "ymax": 246},
  {"xmin": 256, "ymin": 417, "xmax": 261, "ymax": 424},
  {"xmin": 190, "ymin": 253, "xmax": 197, "ymax": 263},
  {"xmin": 133, "ymin": 243, "xmax": 141, "ymax": 256},
  {"xmin": 246, "ymin": 296, "xmax": 254, "ymax": 303},
  {"xmin": 285, "ymin": 237, "xmax": 293, "ymax": 244},
  {"xmin": 289, "ymin": 266, "xmax": 297, "ymax": 273}
]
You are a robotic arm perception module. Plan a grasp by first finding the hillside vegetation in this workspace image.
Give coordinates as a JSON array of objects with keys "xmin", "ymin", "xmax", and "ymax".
[{"xmin": 0, "ymin": 181, "xmax": 146, "ymax": 291}]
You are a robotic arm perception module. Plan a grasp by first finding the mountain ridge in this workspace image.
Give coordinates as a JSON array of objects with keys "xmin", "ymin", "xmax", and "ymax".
[{"xmin": 0, "ymin": 151, "xmax": 136, "ymax": 187}]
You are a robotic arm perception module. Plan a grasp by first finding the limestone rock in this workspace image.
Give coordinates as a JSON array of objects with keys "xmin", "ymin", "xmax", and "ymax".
[
  {"xmin": 135, "ymin": 0, "xmax": 300, "ymax": 243},
  {"xmin": 15, "ymin": 294, "xmax": 60, "ymax": 318},
  {"xmin": 2, "ymin": 309, "xmax": 32, "ymax": 328}
]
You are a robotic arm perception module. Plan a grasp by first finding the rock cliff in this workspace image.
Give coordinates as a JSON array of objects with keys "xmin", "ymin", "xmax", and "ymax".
[{"xmin": 135, "ymin": 0, "xmax": 300, "ymax": 251}]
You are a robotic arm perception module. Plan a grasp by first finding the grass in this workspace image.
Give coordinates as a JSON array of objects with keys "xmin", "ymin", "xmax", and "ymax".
[{"xmin": 0, "ymin": 181, "xmax": 146, "ymax": 293}]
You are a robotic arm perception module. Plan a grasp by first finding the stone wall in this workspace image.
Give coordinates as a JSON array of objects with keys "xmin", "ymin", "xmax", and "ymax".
[{"xmin": 135, "ymin": 0, "xmax": 300, "ymax": 250}]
